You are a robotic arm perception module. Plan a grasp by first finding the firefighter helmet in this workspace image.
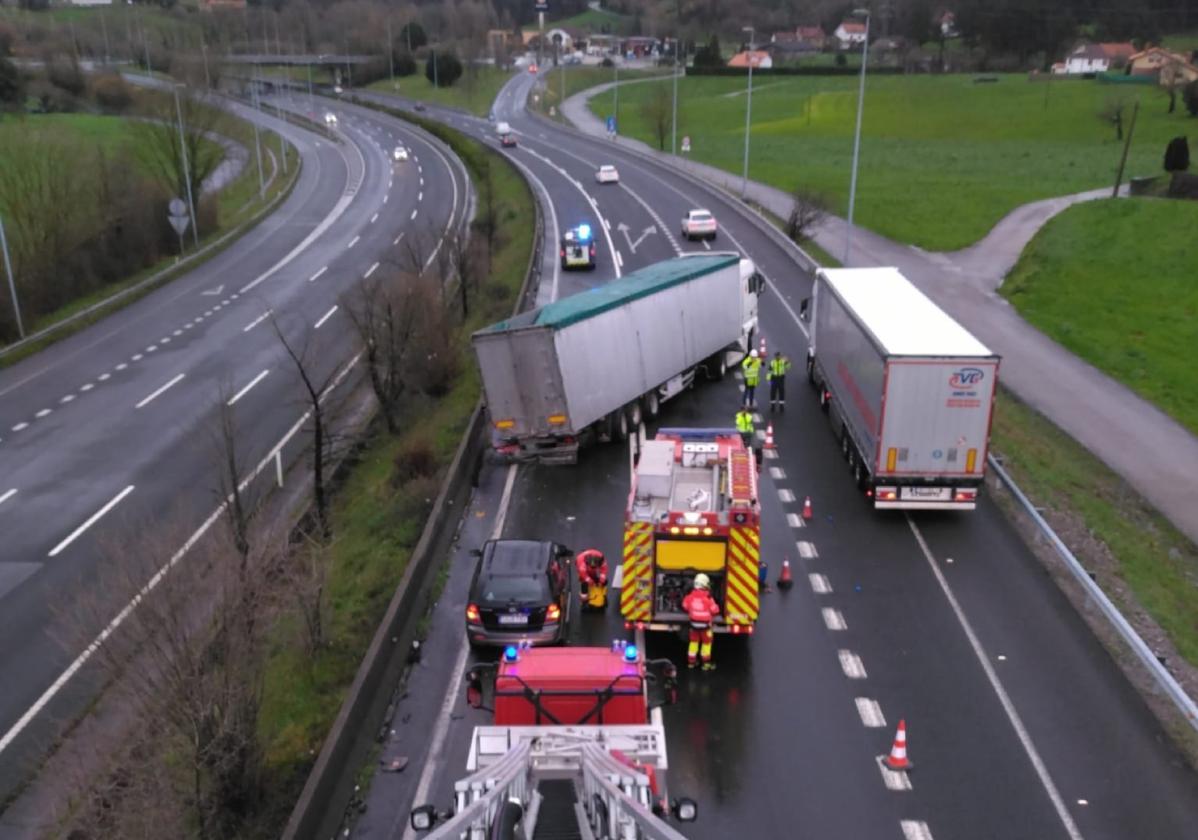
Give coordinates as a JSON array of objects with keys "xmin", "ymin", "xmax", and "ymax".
[{"xmin": 693, "ymin": 573, "xmax": 711, "ymax": 590}]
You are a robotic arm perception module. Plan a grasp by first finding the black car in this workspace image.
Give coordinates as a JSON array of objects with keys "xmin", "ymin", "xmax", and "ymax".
[{"xmin": 465, "ymin": 540, "xmax": 572, "ymax": 648}]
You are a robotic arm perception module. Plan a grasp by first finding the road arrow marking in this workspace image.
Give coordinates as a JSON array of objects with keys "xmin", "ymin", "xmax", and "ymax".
[
  {"xmin": 201, "ymin": 285, "xmax": 224, "ymax": 296},
  {"xmin": 617, "ymin": 223, "xmax": 657, "ymax": 254}
]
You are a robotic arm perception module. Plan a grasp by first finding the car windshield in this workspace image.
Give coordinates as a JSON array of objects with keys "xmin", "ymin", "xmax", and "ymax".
[
  {"xmin": 601, "ymin": 166, "xmax": 614, "ymax": 173},
  {"xmin": 691, "ymin": 212, "xmax": 713, "ymax": 222},
  {"xmin": 479, "ymin": 573, "xmax": 548, "ymax": 604}
]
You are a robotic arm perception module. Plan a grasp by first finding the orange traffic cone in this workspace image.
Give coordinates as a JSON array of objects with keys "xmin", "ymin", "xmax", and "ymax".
[
  {"xmin": 764, "ymin": 423, "xmax": 776, "ymax": 449},
  {"xmin": 777, "ymin": 559, "xmax": 793, "ymax": 590},
  {"xmin": 802, "ymin": 496, "xmax": 813, "ymax": 520},
  {"xmin": 884, "ymin": 720, "xmax": 913, "ymax": 771},
  {"xmin": 759, "ymin": 336, "xmax": 767, "ymax": 357}
]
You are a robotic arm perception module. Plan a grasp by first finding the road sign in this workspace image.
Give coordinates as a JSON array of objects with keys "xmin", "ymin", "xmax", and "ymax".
[
  {"xmin": 168, "ymin": 213, "xmax": 191, "ymax": 237},
  {"xmin": 168, "ymin": 198, "xmax": 187, "ymax": 217},
  {"xmin": 168, "ymin": 196, "xmax": 191, "ymax": 241},
  {"xmin": 681, "ymin": 135, "xmax": 691, "ymax": 153},
  {"xmin": 535, "ymin": 0, "xmax": 549, "ymax": 11}
]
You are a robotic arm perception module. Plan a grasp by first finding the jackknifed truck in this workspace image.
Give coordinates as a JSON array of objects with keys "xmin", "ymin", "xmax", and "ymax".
[
  {"xmin": 802, "ymin": 267, "xmax": 1000, "ymax": 510},
  {"xmin": 473, "ymin": 254, "xmax": 764, "ymax": 464}
]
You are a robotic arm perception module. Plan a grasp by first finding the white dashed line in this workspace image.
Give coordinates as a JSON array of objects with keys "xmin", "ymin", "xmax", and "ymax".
[
  {"xmin": 754, "ymin": 429, "xmax": 765, "ymax": 440},
  {"xmin": 822, "ymin": 607, "xmax": 847, "ymax": 631},
  {"xmin": 48, "ymin": 485, "xmax": 135, "ymax": 558},
  {"xmin": 855, "ymin": 697, "xmax": 886, "ymax": 728},
  {"xmin": 383, "ymin": 194, "xmax": 389, "ymax": 204},
  {"xmin": 309, "ymin": 267, "xmax": 327, "ymax": 282},
  {"xmin": 418, "ymin": 191, "xmax": 423, "ymax": 201},
  {"xmin": 59, "ymin": 394, "xmax": 75, "ymax": 404},
  {"xmin": 420, "ymin": 176, "xmax": 424, "ymax": 186},
  {"xmin": 702, "ymin": 239, "xmax": 711, "ymax": 250},
  {"xmin": 243, "ymin": 310, "xmax": 272, "ymax": 332},
  {"xmin": 411, "ymin": 209, "xmax": 418, "ymax": 220},
  {"xmin": 348, "ymin": 235, "xmax": 361, "ymax": 249},
  {"xmin": 752, "ymin": 412, "xmax": 762, "ymax": 423},
  {"xmin": 364, "ymin": 262, "xmax": 379, "ymax": 278},
  {"xmin": 227, "ymin": 369, "xmax": 269, "ymax": 406},
  {"xmin": 797, "ymin": 540, "xmax": 818, "ymax": 559},
  {"xmin": 0, "ymin": 488, "xmax": 16, "ymax": 507},
  {"xmin": 34, "ymin": 409, "xmax": 51, "ymax": 419},
  {"xmin": 809, "ymin": 573, "xmax": 831, "ymax": 594},
  {"xmin": 314, "ymin": 305, "xmax": 338, "ymax": 329},
  {"xmin": 115, "ymin": 363, "xmax": 127, "ymax": 371},
  {"xmin": 838, "ymin": 650, "xmax": 867, "ymax": 679},
  {"xmin": 901, "ymin": 821, "xmax": 933, "ymax": 840},
  {"xmin": 172, "ymin": 329, "xmax": 183, "ymax": 337},
  {"xmin": 11, "ymin": 423, "xmax": 28, "ymax": 432},
  {"xmin": 769, "ymin": 467, "xmax": 786, "ymax": 479},
  {"xmin": 160, "ymin": 337, "xmax": 170, "ymax": 344},
  {"xmin": 877, "ymin": 756, "xmax": 913, "ymax": 791},
  {"xmin": 787, "ymin": 513, "xmax": 805, "ymax": 528},
  {"xmin": 394, "ymin": 232, "xmax": 405, "ymax": 246},
  {"xmin": 80, "ymin": 383, "xmax": 94, "ymax": 391},
  {"xmin": 370, "ymin": 212, "xmax": 379, "ymax": 223},
  {"xmin": 145, "ymin": 345, "xmax": 157, "ymax": 353},
  {"xmin": 97, "ymin": 374, "xmax": 110, "ymax": 381},
  {"xmin": 764, "ymin": 448, "xmax": 778, "ymax": 460},
  {"xmin": 131, "ymin": 354, "xmax": 143, "ymax": 361},
  {"xmin": 778, "ymin": 489, "xmax": 795, "ymax": 503},
  {"xmin": 135, "ymin": 373, "xmax": 184, "ymax": 409}
]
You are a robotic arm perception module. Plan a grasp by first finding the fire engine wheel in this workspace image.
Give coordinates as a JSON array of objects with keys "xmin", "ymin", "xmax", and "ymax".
[{"xmin": 644, "ymin": 390, "xmax": 660, "ymax": 418}]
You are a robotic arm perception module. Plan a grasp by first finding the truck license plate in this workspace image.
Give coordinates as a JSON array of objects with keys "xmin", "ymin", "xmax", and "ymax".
[
  {"xmin": 901, "ymin": 486, "xmax": 950, "ymax": 500},
  {"xmin": 498, "ymin": 614, "xmax": 529, "ymax": 625}
]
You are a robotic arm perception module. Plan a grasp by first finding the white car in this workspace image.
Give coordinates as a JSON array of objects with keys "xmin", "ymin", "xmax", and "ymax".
[
  {"xmin": 595, "ymin": 165, "xmax": 620, "ymax": 184},
  {"xmin": 324, "ymin": 111, "xmax": 338, "ymax": 127},
  {"xmin": 681, "ymin": 209, "xmax": 717, "ymax": 241},
  {"xmin": 393, "ymin": 146, "xmax": 409, "ymax": 162}
]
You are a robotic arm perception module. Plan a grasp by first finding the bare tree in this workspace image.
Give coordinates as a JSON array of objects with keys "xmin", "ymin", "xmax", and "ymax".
[
  {"xmin": 639, "ymin": 82, "xmax": 673, "ymax": 151},
  {"xmin": 473, "ymin": 157, "xmax": 500, "ymax": 264},
  {"xmin": 785, "ymin": 187, "xmax": 830, "ymax": 244},
  {"xmin": 290, "ymin": 528, "xmax": 334, "ymax": 655},
  {"xmin": 212, "ymin": 389, "xmax": 256, "ymax": 564},
  {"xmin": 1098, "ymin": 94, "xmax": 1131, "ymax": 141},
  {"xmin": 132, "ymin": 88, "xmax": 226, "ymax": 212}
]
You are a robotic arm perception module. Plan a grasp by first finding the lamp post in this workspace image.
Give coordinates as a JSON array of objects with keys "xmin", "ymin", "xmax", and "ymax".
[
  {"xmin": 740, "ymin": 26, "xmax": 755, "ymax": 199},
  {"xmin": 843, "ymin": 8, "xmax": 871, "ymax": 265},
  {"xmin": 0, "ymin": 213, "xmax": 23, "ymax": 340},
  {"xmin": 671, "ymin": 36, "xmax": 678, "ymax": 156},
  {"xmin": 173, "ymin": 85, "xmax": 200, "ymax": 248}
]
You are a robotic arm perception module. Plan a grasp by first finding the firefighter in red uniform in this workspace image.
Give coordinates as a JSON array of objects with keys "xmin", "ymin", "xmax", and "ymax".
[
  {"xmin": 575, "ymin": 549, "xmax": 609, "ymax": 610},
  {"xmin": 682, "ymin": 573, "xmax": 720, "ymax": 671}
]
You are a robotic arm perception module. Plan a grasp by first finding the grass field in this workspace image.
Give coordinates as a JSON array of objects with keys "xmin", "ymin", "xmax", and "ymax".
[
  {"xmin": 0, "ymin": 113, "xmax": 142, "ymax": 158},
  {"xmin": 551, "ymin": 5, "xmax": 634, "ymax": 34},
  {"xmin": 588, "ymin": 72, "xmax": 1196, "ymax": 250},
  {"xmin": 1001, "ymin": 197, "xmax": 1198, "ymax": 435},
  {"xmin": 537, "ymin": 65, "xmax": 671, "ymax": 118},
  {"xmin": 366, "ymin": 66, "xmax": 513, "ymax": 116}
]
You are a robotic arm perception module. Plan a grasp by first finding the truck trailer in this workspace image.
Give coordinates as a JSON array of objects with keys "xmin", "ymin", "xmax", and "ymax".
[
  {"xmin": 802, "ymin": 267, "xmax": 1000, "ymax": 511},
  {"xmin": 473, "ymin": 254, "xmax": 763, "ymax": 464}
]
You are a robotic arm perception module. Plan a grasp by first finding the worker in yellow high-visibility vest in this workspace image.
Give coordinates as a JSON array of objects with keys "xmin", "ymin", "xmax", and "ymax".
[
  {"xmin": 741, "ymin": 350, "xmax": 762, "ymax": 408},
  {"xmin": 767, "ymin": 351, "xmax": 792, "ymax": 411}
]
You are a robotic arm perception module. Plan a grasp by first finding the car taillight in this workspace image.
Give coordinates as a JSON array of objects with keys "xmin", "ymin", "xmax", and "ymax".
[
  {"xmin": 954, "ymin": 489, "xmax": 978, "ymax": 502},
  {"xmin": 465, "ymin": 604, "xmax": 481, "ymax": 624},
  {"xmin": 546, "ymin": 603, "xmax": 561, "ymax": 622}
]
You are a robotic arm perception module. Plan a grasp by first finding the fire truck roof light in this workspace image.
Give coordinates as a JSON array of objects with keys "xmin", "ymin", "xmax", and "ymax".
[
  {"xmin": 503, "ymin": 646, "xmax": 519, "ymax": 663},
  {"xmin": 623, "ymin": 645, "xmax": 638, "ymax": 662}
]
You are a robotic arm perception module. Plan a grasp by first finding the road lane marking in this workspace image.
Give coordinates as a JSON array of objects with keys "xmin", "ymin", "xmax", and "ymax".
[
  {"xmin": 135, "ymin": 373, "xmax": 185, "ymax": 409},
  {"xmin": 838, "ymin": 649, "xmax": 867, "ymax": 679},
  {"xmin": 34, "ymin": 409, "xmax": 50, "ymax": 418},
  {"xmin": 115, "ymin": 363, "xmax": 128, "ymax": 371},
  {"xmin": 11, "ymin": 423, "xmax": 28, "ymax": 432},
  {"xmin": 906, "ymin": 517, "xmax": 1084, "ymax": 839},
  {"xmin": 901, "ymin": 821, "xmax": 933, "ymax": 840},
  {"xmin": 702, "ymin": 239, "xmax": 711, "ymax": 250},
  {"xmin": 778, "ymin": 489, "xmax": 795, "ymax": 502},
  {"xmin": 48, "ymin": 485, "xmax": 135, "ymax": 558},
  {"xmin": 97, "ymin": 374, "xmax": 110, "ymax": 381},
  {"xmin": 383, "ymin": 194, "xmax": 388, "ymax": 203},
  {"xmin": 160, "ymin": 337, "xmax": 170, "ymax": 344},
  {"xmin": 80, "ymin": 383, "xmax": 94, "ymax": 391},
  {"xmin": 60, "ymin": 394, "xmax": 75, "ymax": 404},
  {"xmin": 309, "ymin": 266, "xmax": 327, "ymax": 282},
  {"xmin": 0, "ymin": 489, "xmax": 16, "ymax": 507},
  {"xmin": 314, "ymin": 306, "xmax": 338, "ymax": 329},
  {"xmin": 145, "ymin": 345, "xmax": 157, "ymax": 352},
  {"xmin": 420, "ymin": 176, "xmax": 424, "ymax": 186},
  {"xmin": 348, "ymin": 235, "xmax": 361, "ymax": 249},
  {"xmin": 809, "ymin": 573, "xmax": 831, "ymax": 594},
  {"xmin": 752, "ymin": 412, "xmax": 762, "ymax": 423},
  {"xmin": 394, "ymin": 232, "xmax": 405, "ymax": 246},
  {"xmin": 876, "ymin": 755, "xmax": 912, "ymax": 791},
  {"xmin": 822, "ymin": 607, "xmax": 847, "ymax": 630},
  {"xmin": 418, "ymin": 191, "xmax": 423, "ymax": 201},
  {"xmin": 769, "ymin": 467, "xmax": 785, "ymax": 479},
  {"xmin": 243, "ymin": 310, "xmax": 273, "ymax": 332},
  {"xmin": 227, "ymin": 369, "xmax": 269, "ymax": 405},
  {"xmin": 371, "ymin": 212, "xmax": 378, "ymax": 223},
  {"xmin": 797, "ymin": 540, "xmax": 818, "ymax": 559},
  {"xmin": 787, "ymin": 512, "xmax": 805, "ymax": 528},
  {"xmin": 411, "ymin": 209, "xmax": 418, "ymax": 220},
  {"xmin": 754, "ymin": 429, "xmax": 765, "ymax": 440},
  {"xmin": 172, "ymin": 329, "xmax": 182, "ymax": 337},
  {"xmin": 364, "ymin": 262, "xmax": 379, "ymax": 278},
  {"xmin": 855, "ymin": 697, "xmax": 886, "ymax": 727}
]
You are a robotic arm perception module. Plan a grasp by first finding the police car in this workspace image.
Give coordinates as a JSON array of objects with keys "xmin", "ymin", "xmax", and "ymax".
[{"xmin": 560, "ymin": 224, "xmax": 597, "ymax": 270}]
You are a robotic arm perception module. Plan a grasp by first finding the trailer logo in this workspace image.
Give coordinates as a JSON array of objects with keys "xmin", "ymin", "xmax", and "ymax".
[{"xmin": 949, "ymin": 367, "xmax": 985, "ymax": 389}]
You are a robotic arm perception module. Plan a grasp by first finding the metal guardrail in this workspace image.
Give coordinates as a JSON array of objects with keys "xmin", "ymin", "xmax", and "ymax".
[{"xmin": 988, "ymin": 454, "xmax": 1198, "ymax": 732}]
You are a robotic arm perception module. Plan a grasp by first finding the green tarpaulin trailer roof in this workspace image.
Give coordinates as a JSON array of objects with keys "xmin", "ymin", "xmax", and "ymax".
[{"xmin": 476, "ymin": 254, "xmax": 740, "ymax": 334}]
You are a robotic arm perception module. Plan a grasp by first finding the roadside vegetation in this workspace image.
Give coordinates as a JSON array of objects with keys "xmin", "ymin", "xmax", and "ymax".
[
  {"xmin": 590, "ymin": 72, "xmax": 1198, "ymax": 250},
  {"xmin": 535, "ymin": 64, "xmax": 671, "ymax": 120},
  {"xmin": 366, "ymin": 63, "xmax": 512, "ymax": 116}
]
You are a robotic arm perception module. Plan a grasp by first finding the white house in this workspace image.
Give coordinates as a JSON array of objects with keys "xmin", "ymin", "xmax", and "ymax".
[
  {"xmin": 68, "ymin": 0, "xmax": 114, "ymax": 6},
  {"xmin": 834, "ymin": 21, "xmax": 867, "ymax": 48},
  {"xmin": 1062, "ymin": 42, "xmax": 1136, "ymax": 74}
]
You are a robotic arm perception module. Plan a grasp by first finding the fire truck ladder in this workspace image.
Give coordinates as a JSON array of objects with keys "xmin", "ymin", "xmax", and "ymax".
[{"xmin": 418, "ymin": 725, "xmax": 691, "ymax": 840}]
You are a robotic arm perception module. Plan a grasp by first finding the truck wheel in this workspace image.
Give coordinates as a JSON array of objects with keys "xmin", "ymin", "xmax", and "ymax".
[
  {"xmin": 853, "ymin": 458, "xmax": 865, "ymax": 489},
  {"xmin": 644, "ymin": 390, "xmax": 660, "ymax": 418},
  {"xmin": 627, "ymin": 401, "xmax": 643, "ymax": 429},
  {"xmin": 819, "ymin": 385, "xmax": 830, "ymax": 413},
  {"xmin": 613, "ymin": 409, "xmax": 629, "ymax": 441},
  {"xmin": 841, "ymin": 427, "xmax": 851, "ymax": 459},
  {"xmin": 806, "ymin": 356, "xmax": 816, "ymax": 386}
]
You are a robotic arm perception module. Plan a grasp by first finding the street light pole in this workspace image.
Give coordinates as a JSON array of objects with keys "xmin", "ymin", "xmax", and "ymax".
[
  {"xmin": 250, "ymin": 75, "xmax": 265, "ymax": 197},
  {"xmin": 613, "ymin": 60, "xmax": 619, "ymax": 132},
  {"xmin": 173, "ymin": 85, "xmax": 200, "ymax": 248},
  {"xmin": 671, "ymin": 37, "xmax": 678, "ymax": 156},
  {"xmin": 0, "ymin": 213, "xmax": 23, "ymax": 340},
  {"xmin": 386, "ymin": 18, "xmax": 395, "ymax": 84},
  {"xmin": 741, "ymin": 27, "xmax": 754, "ymax": 199},
  {"xmin": 844, "ymin": 10, "xmax": 871, "ymax": 265}
]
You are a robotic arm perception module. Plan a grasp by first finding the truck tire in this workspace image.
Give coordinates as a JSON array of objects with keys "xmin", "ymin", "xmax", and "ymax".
[
  {"xmin": 627, "ymin": 401, "xmax": 643, "ymax": 429},
  {"xmin": 819, "ymin": 385, "xmax": 831, "ymax": 413},
  {"xmin": 644, "ymin": 390, "xmax": 660, "ymax": 418},
  {"xmin": 612, "ymin": 409, "xmax": 629, "ymax": 441},
  {"xmin": 807, "ymin": 356, "xmax": 816, "ymax": 386},
  {"xmin": 853, "ymin": 457, "xmax": 865, "ymax": 489},
  {"xmin": 841, "ymin": 427, "xmax": 851, "ymax": 460}
]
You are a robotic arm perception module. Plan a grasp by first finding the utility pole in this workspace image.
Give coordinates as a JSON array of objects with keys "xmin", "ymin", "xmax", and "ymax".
[
  {"xmin": 844, "ymin": 9, "xmax": 871, "ymax": 264},
  {"xmin": 671, "ymin": 36, "xmax": 678, "ymax": 156},
  {"xmin": 201, "ymin": 38, "xmax": 211, "ymax": 91},
  {"xmin": 173, "ymin": 86, "xmax": 200, "ymax": 248},
  {"xmin": 1112, "ymin": 99, "xmax": 1140, "ymax": 198},
  {"xmin": 613, "ymin": 61, "xmax": 619, "ymax": 130},
  {"xmin": 99, "ymin": 11, "xmax": 111, "ymax": 65},
  {"xmin": 250, "ymin": 75, "xmax": 266, "ymax": 197},
  {"xmin": 432, "ymin": 44, "xmax": 438, "ymax": 88},
  {"xmin": 0, "ymin": 214, "xmax": 23, "ymax": 340},
  {"xmin": 140, "ymin": 14, "xmax": 152, "ymax": 74},
  {"xmin": 740, "ymin": 27, "xmax": 755, "ymax": 199},
  {"xmin": 387, "ymin": 18, "xmax": 395, "ymax": 83}
]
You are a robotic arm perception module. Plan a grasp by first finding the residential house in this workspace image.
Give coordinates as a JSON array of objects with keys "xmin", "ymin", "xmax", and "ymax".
[
  {"xmin": 769, "ymin": 39, "xmax": 820, "ymax": 63},
  {"xmin": 487, "ymin": 29, "xmax": 523, "ymax": 57},
  {"xmin": 796, "ymin": 26, "xmax": 827, "ymax": 50},
  {"xmin": 1127, "ymin": 46, "xmax": 1198, "ymax": 86},
  {"xmin": 771, "ymin": 30, "xmax": 799, "ymax": 45},
  {"xmin": 834, "ymin": 21, "xmax": 867, "ymax": 49},
  {"xmin": 1062, "ymin": 42, "xmax": 1136, "ymax": 75},
  {"xmin": 68, "ymin": 0, "xmax": 114, "ymax": 5},
  {"xmin": 624, "ymin": 36, "xmax": 659, "ymax": 58},
  {"xmin": 727, "ymin": 50, "xmax": 773, "ymax": 69}
]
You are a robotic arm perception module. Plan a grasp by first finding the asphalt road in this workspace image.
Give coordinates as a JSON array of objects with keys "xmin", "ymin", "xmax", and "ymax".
[
  {"xmin": 0, "ymin": 91, "xmax": 469, "ymax": 807},
  {"xmin": 350, "ymin": 73, "xmax": 1198, "ymax": 840}
]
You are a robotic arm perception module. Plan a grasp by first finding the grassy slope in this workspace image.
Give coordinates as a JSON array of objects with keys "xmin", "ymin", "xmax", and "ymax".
[
  {"xmin": 589, "ymin": 72, "xmax": 1196, "ymax": 250},
  {"xmin": 1001, "ymin": 197, "xmax": 1198, "ymax": 435},
  {"xmin": 551, "ymin": 6, "xmax": 634, "ymax": 34},
  {"xmin": 366, "ymin": 66, "xmax": 513, "ymax": 116},
  {"xmin": 537, "ymin": 65, "xmax": 670, "ymax": 117}
]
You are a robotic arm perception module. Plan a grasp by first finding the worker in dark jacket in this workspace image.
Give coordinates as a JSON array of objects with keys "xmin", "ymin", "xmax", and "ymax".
[{"xmin": 768, "ymin": 351, "xmax": 792, "ymax": 411}]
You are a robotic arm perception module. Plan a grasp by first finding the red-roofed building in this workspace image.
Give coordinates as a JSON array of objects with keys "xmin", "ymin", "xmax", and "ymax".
[
  {"xmin": 727, "ymin": 50, "xmax": 773, "ymax": 69},
  {"xmin": 796, "ymin": 26, "xmax": 828, "ymax": 50},
  {"xmin": 1062, "ymin": 42, "xmax": 1136, "ymax": 74},
  {"xmin": 834, "ymin": 21, "xmax": 867, "ymax": 49}
]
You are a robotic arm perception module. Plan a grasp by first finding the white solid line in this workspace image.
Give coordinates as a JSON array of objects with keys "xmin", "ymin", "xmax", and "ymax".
[
  {"xmin": 906, "ymin": 517, "xmax": 1084, "ymax": 839},
  {"xmin": 778, "ymin": 489, "xmax": 795, "ymax": 503},
  {"xmin": 48, "ymin": 485, "xmax": 135, "ymax": 558},
  {"xmin": 227, "ymin": 369, "xmax": 270, "ymax": 405},
  {"xmin": 364, "ymin": 262, "xmax": 379, "ymax": 278},
  {"xmin": 314, "ymin": 305, "xmax": 338, "ymax": 329},
  {"xmin": 838, "ymin": 649, "xmax": 867, "ymax": 679},
  {"xmin": 876, "ymin": 755, "xmax": 913, "ymax": 791},
  {"xmin": 787, "ymin": 513, "xmax": 805, "ymax": 528},
  {"xmin": 769, "ymin": 467, "xmax": 786, "ymax": 479},
  {"xmin": 901, "ymin": 820, "xmax": 934, "ymax": 840},
  {"xmin": 309, "ymin": 266, "xmax": 327, "ymax": 282},
  {"xmin": 135, "ymin": 373, "xmax": 185, "ymax": 409},
  {"xmin": 615, "ymin": 250, "xmax": 624, "ymax": 268},
  {"xmin": 809, "ymin": 573, "xmax": 831, "ymax": 594},
  {"xmin": 402, "ymin": 464, "xmax": 519, "ymax": 840},
  {"xmin": 370, "ymin": 212, "xmax": 379, "ymax": 223},
  {"xmin": 411, "ymin": 209, "xmax": 418, "ymax": 220},
  {"xmin": 348, "ymin": 235, "xmax": 361, "ymax": 249},
  {"xmin": 34, "ymin": 409, "xmax": 50, "ymax": 419},
  {"xmin": 11, "ymin": 422, "xmax": 28, "ymax": 432},
  {"xmin": 822, "ymin": 607, "xmax": 847, "ymax": 631},
  {"xmin": 855, "ymin": 697, "xmax": 886, "ymax": 728},
  {"xmin": 0, "ymin": 488, "xmax": 16, "ymax": 506},
  {"xmin": 797, "ymin": 540, "xmax": 818, "ymax": 559},
  {"xmin": 243, "ymin": 310, "xmax": 272, "ymax": 332}
]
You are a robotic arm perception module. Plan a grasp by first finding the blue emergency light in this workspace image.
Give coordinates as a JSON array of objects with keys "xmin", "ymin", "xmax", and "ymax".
[
  {"xmin": 577, "ymin": 224, "xmax": 592, "ymax": 241},
  {"xmin": 503, "ymin": 645, "xmax": 519, "ymax": 663},
  {"xmin": 623, "ymin": 644, "xmax": 639, "ymax": 663}
]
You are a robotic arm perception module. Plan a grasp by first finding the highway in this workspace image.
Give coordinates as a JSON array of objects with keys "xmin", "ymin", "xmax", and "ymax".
[
  {"xmin": 351, "ymin": 73, "xmax": 1198, "ymax": 840},
  {"xmin": 0, "ymin": 90, "xmax": 469, "ymax": 804}
]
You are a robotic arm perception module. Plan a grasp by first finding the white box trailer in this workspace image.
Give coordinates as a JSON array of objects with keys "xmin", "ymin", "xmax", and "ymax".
[
  {"xmin": 802, "ymin": 267, "xmax": 1000, "ymax": 510},
  {"xmin": 474, "ymin": 254, "xmax": 763, "ymax": 464}
]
